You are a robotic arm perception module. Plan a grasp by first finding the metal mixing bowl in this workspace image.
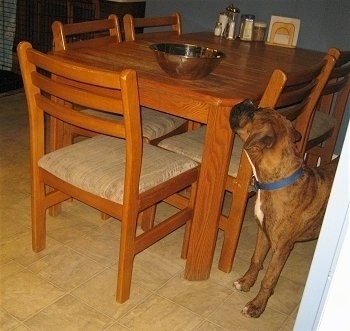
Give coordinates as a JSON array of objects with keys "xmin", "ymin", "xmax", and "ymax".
[{"xmin": 150, "ymin": 43, "xmax": 225, "ymax": 80}]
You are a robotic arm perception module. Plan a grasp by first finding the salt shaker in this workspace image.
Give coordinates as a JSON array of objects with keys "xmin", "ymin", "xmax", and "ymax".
[
  {"xmin": 214, "ymin": 22, "xmax": 222, "ymax": 36},
  {"xmin": 226, "ymin": 20, "xmax": 235, "ymax": 39},
  {"xmin": 218, "ymin": 12, "xmax": 229, "ymax": 37}
]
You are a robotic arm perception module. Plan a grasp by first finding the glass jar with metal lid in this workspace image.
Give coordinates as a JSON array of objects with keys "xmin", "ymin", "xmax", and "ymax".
[
  {"xmin": 252, "ymin": 21, "xmax": 267, "ymax": 41},
  {"xmin": 240, "ymin": 14, "xmax": 255, "ymax": 41}
]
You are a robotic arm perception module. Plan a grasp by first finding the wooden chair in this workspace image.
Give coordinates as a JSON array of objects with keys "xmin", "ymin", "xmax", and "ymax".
[
  {"xmin": 158, "ymin": 50, "xmax": 336, "ymax": 273},
  {"xmin": 123, "ymin": 12, "xmax": 182, "ymax": 41},
  {"xmin": 17, "ymin": 41, "xmax": 200, "ymax": 303},
  {"xmin": 52, "ymin": 14, "xmax": 122, "ymax": 50},
  {"xmin": 306, "ymin": 48, "xmax": 350, "ymax": 166},
  {"xmin": 51, "ymin": 16, "xmax": 187, "ymax": 145}
]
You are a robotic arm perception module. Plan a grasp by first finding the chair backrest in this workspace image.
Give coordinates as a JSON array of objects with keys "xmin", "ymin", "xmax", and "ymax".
[
  {"xmin": 123, "ymin": 12, "xmax": 182, "ymax": 41},
  {"xmin": 52, "ymin": 14, "xmax": 122, "ymax": 51},
  {"xmin": 17, "ymin": 41, "xmax": 142, "ymax": 193},
  {"xmin": 312, "ymin": 49, "xmax": 350, "ymax": 150},
  {"xmin": 272, "ymin": 50, "xmax": 336, "ymax": 155}
]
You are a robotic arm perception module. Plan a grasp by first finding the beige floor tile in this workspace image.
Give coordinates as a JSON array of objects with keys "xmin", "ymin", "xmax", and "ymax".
[
  {"xmin": 0, "ymin": 207, "xmax": 31, "ymax": 243},
  {"xmin": 209, "ymin": 254, "xmax": 254, "ymax": 290},
  {"xmin": 24, "ymin": 294, "xmax": 113, "ymax": 330},
  {"xmin": 119, "ymin": 295, "xmax": 204, "ymax": 330},
  {"xmin": 65, "ymin": 224, "xmax": 121, "ymax": 267},
  {"xmin": 0, "ymin": 166, "xmax": 30, "ymax": 196},
  {"xmin": 71, "ymin": 268, "xmax": 152, "ymax": 320},
  {"xmin": 45, "ymin": 203, "xmax": 104, "ymax": 245},
  {"xmin": 207, "ymin": 293, "xmax": 289, "ymax": 330},
  {"xmin": 0, "ymin": 261, "xmax": 25, "ymax": 281},
  {"xmin": 266, "ymin": 275, "xmax": 305, "ymax": 316},
  {"xmin": 0, "ymin": 269, "xmax": 65, "ymax": 321},
  {"xmin": 50, "ymin": 199, "xmax": 103, "ymax": 225},
  {"xmin": 0, "ymin": 191, "xmax": 30, "ymax": 213},
  {"xmin": 279, "ymin": 315, "xmax": 297, "ymax": 331},
  {"xmin": 0, "ymin": 231, "xmax": 61, "ymax": 267},
  {"xmin": 282, "ymin": 240, "xmax": 316, "ymax": 285},
  {"xmin": 195, "ymin": 320, "xmax": 228, "ymax": 330},
  {"xmin": 104, "ymin": 321, "xmax": 130, "ymax": 330},
  {"xmin": 10, "ymin": 325, "xmax": 32, "ymax": 331},
  {"xmin": 0, "ymin": 308, "xmax": 21, "ymax": 330},
  {"xmin": 143, "ymin": 223, "xmax": 187, "ymax": 268},
  {"xmin": 27, "ymin": 245, "xmax": 105, "ymax": 291},
  {"xmin": 156, "ymin": 273, "xmax": 232, "ymax": 317},
  {"xmin": 132, "ymin": 247, "xmax": 184, "ymax": 291}
]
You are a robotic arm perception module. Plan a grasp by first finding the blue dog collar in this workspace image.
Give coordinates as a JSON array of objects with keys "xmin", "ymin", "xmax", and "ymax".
[{"xmin": 253, "ymin": 168, "xmax": 304, "ymax": 191}]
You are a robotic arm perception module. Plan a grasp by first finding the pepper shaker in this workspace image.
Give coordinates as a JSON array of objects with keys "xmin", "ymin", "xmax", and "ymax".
[{"xmin": 225, "ymin": 4, "xmax": 240, "ymax": 39}]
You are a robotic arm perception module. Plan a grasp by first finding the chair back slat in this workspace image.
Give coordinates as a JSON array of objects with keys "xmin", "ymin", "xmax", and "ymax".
[
  {"xmin": 52, "ymin": 14, "xmax": 121, "ymax": 51},
  {"xmin": 123, "ymin": 12, "xmax": 182, "ymax": 41}
]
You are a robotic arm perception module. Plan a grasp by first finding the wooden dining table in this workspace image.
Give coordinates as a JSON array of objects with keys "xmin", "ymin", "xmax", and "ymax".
[{"xmin": 50, "ymin": 31, "xmax": 325, "ymax": 281}]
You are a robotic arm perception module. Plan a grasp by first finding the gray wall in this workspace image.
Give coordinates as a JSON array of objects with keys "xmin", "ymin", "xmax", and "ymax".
[{"xmin": 145, "ymin": 0, "xmax": 350, "ymax": 154}]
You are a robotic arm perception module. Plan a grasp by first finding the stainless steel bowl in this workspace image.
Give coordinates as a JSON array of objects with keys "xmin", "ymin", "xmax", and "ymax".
[{"xmin": 150, "ymin": 43, "xmax": 225, "ymax": 80}]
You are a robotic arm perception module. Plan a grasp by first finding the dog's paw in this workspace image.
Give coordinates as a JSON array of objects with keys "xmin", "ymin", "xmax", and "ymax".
[
  {"xmin": 233, "ymin": 277, "xmax": 254, "ymax": 292},
  {"xmin": 233, "ymin": 280, "xmax": 243, "ymax": 291},
  {"xmin": 241, "ymin": 302, "xmax": 264, "ymax": 318}
]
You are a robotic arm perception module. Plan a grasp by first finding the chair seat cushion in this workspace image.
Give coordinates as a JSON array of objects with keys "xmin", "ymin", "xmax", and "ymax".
[
  {"xmin": 308, "ymin": 110, "xmax": 336, "ymax": 141},
  {"xmin": 82, "ymin": 107, "xmax": 186, "ymax": 141},
  {"xmin": 38, "ymin": 135, "xmax": 198, "ymax": 203},
  {"xmin": 158, "ymin": 126, "xmax": 244, "ymax": 177}
]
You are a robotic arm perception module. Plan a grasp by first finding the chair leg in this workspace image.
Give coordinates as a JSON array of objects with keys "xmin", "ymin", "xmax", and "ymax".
[
  {"xmin": 32, "ymin": 183, "xmax": 47, "ymax": 252},
  {"xmin": 181, "ymin": 182, "xmax": 197, "ymax": 259},
  {"xmin": 48, "ymin": 202, "xmax": 62, "ymax": 217},
  {"xmin": 101, "ymin": 212, "xmax": 111, "ymax": 220},
  {"xmin": 218, "ymin": 189, "xmax": 250, "ymax": 273},
  {"xmin": 116, "ymin": 212, "xmax": 138, "ymax": 303},
  {"xmin": 139, "ymin": 206, "xmax": 157, "ymax": 231},
  {"xmin": 181, "ymin": 220, "xmax": 192, "ymax": 259}
]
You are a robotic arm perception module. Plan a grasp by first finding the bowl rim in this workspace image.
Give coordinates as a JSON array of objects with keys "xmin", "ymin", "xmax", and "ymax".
[{"xmin": 149, "ymin": 43, "xmax": 225, "ymax": 59}]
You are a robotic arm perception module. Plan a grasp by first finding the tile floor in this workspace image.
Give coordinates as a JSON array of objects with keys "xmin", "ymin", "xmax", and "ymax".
[{"xmin": 0, "ymin": 91, "xmax": 317, "ymax": 330}]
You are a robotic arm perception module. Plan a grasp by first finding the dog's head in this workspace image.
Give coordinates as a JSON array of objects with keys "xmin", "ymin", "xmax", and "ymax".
[{"xmin": 230, "ymin": 99, "xmax": 301, "ymax": 164}]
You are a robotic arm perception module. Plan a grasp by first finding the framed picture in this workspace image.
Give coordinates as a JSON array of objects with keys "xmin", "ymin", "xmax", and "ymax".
[{"xmin": 266, "ymin": 15, "xmax": 300, "ymax": 48}]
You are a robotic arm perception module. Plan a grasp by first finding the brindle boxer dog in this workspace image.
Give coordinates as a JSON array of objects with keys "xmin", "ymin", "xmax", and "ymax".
[{"xmin": 229, "ymin": 99, "xmax": 338, "ymax": 318}]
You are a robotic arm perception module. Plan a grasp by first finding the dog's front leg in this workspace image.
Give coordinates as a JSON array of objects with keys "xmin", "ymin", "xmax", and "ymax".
[
  {"xmin": 234, "ymin": 226, "xmax": 270, "ymax": 292},
  {"xmin": 242, "ymin": 243, "xmax": 293, "ymax": 318}
]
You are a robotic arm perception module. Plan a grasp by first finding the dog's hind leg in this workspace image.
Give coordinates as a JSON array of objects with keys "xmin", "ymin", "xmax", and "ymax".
[
  {"xmin": 242, "ymin": 242, "xmax": 293, "ymax": 318},
  {"xmin": 234, "ymin": 226, "xmax": 270, "ymax": 292}
]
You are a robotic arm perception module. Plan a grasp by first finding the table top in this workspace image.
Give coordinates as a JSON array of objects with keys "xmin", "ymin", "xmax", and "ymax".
[{"xmin": 51, "ymin": 32, "xmax": 325, "ymax": 115}]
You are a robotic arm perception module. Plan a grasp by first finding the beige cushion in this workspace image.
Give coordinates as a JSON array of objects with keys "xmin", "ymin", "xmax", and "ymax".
[
  {"xmin": 82, "ymin": 107, "xmax": 186, "ymax": 141},
  {"xmin": 39, "ymin": 135, "xmax": 198, "ymax": 204},
  {"xmin": 158, "ymin": 126, "xmax": 244, "ymax": 177},
  {"xmin": 308, "ymin": 110, "xmax": 335, "ymax": 141}
]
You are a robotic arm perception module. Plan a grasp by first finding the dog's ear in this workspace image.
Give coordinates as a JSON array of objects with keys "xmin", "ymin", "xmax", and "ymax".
[{"xmin": 244, "ymin": 122, "xmax": 276, "ymax": 151}]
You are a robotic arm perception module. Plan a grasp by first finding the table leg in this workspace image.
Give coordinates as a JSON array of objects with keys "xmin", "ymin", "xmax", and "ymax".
[{"xmin": 184, "ymin": 104, "xmax": 233, "ymax": 280}]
